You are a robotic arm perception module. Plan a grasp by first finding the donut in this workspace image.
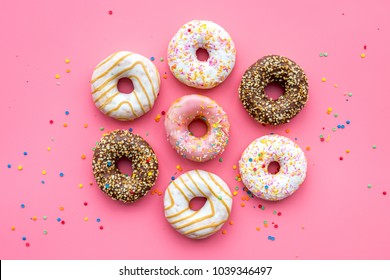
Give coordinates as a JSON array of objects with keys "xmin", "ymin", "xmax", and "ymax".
[
  {"xmin": 92, "ymin": 129, "xmax": 158, "ymax": 203},
  {"xmin": 164, "ymin": 170, "xmax": 232, "ymax": 239},
  {"xmin": 167, "ymin": 20, "xmax": 236, "ymax": 89},
  {"xmin": 165, "ymin": 94, "xmax": 230, "ymax": 162},
  {"xmin": 91, "ymin": 51, "xmax": 160, "ymax": 121},
  {"xmin": 239, "ymin": 55, "xmax": 308, "ymax": 125},
  {"xmin": 239, "ymin": 134, "xmax": 307, "ymax": 201}
]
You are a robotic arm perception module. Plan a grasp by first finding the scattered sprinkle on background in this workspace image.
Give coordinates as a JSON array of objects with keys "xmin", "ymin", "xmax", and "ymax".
[{"xmin": 1, "ymin": 0, "xmax": 389, "ymax": 259}]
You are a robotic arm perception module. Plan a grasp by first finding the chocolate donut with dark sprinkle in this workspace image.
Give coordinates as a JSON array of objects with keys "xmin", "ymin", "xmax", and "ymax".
[
  {"xmin": 239, "ymin": 55, "xmax": 308, "ymax": 125},
  {"xmin": 92, "ymin": 129, "xmax": 158, "ymax": 203}
]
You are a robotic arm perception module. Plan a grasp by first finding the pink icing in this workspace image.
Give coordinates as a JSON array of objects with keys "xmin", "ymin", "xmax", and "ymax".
[{"xmin": 164, "ymin": 94, "xmax": 230, "ymax": 162}]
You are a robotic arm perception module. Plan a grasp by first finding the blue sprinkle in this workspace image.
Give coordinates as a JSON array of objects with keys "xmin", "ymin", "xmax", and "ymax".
[
  {"xmin": 337, "ymin": 125, "xmax": 341, "ymax": 129},
  {"xmin": 57, "ymin": 218, "xmax": 61, "ymax": 222},
  {"xmin": 171, "ymin": 176, "xmax": 175, "ymax": 180},
  {"xmin": 107, "ymin": 161, "xmax": 112, "ymax": 167},
  {"xmin": 41, "ymin": 180, "xmax": 45, "ymax": 184},
  {"xmin": 265, "ymin": 185, "xmax": 269, "ymax": 190},
  {"xmin": 341, "ymin": 125, "xmax": 345, "ymax": 129},
  {"xmin": 59, "ymin": 172, "xmax": 64, "ymax": 177},
  {"xmin": 65, "ymin": 111, "xmax": 69, "ymax": 115},
  {"xmin": 129, "ymin": 128, "xmax": 133, "ymax": 132},
  {"xmin": 249, "ymin": 158, "xmax": 253, "ymax": 162},
  {"xmin": 22, "ymin": 236, "xmax": 27, "ymax": 241},
  {"xmin": 21, "ymin": 204, "xmax": 25, "ymax": 209},
  {"xmin": 150, "ymin": 57, "xmax": 155, "ymax": 61},
  {"xmin": 268, "ymin": 235, "xmax": 275, "ymax": 241},
  {"xmin": 105, "ymin": 183, "xmax": 110, "ymax": 189},
  {"xmin": 7, "ymin": 164, "xmax": 11, "ymax": 168},
  {"xmin": 96, "ymin": 218, "xmax": 101, "ymax": 223},
  {"xmin": 346, "ymin": 120, "xmax": 351, "ymax": 124},
  {"xmin": 23, "ymin": 152, "xmax": 28, "ymax": 156}
]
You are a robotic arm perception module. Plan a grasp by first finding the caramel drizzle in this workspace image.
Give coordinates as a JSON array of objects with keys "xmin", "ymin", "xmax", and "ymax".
[
  {"xmin": 94, "ymin": 51, "xmax": 119, "ymax": 70},
  {"xmin": 184, "ymin": 219, "xmax": 227, "ymax": 236},
  {"xmin": 174, "ymin": 172, "xmax": 215, "ymax": 230},
  {"xmin": 166, "ymin": 207, "xmax": 189, "ymax": 219},
  {"xmin": 91, "ymin": 52, "xmax": 134, "ymax": 83},
  {"xmin": 93, "ymin": 83, "xmax": 117, "ymax": 102},
  {"xmin": 179, "ymin": 176, "xmax": 196, "ymax": 197},
  {"xmin": 132, "ymin": 90, "xmax": 146, "ymax": 114},
  {"xmin": 172, "ymin": 181, "xmax": 189, "ymax": 202},
  {"xmin": 106, "ymin": 100, "xmax": 138, "ymax": 118},
  {"xmin": 196, "ymin": 170, "xmax": 231, "ymax": 215},
  {"xmin": 129, "ymin": 75, "xmax": 153, "ymax": 108},
  {"xmin": 98, "ymin": 92, "xmax": 120, "ymax": 110},
  {"xmin": 164, "ymin": 188, "xmax": 175, "ymax": 210},
  {"xmin": 207, "ymin": 172, "xmax": 233, "ymax": 199},
  {"xmin": 92, "ymin": 61, "xmax": 156, "ymax": 95}
]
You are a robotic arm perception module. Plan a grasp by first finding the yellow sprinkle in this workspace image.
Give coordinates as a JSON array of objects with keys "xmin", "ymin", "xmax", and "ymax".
[
  {"xmin": 321, "ymin": 77, "xmax": 326, "ymax": 82},
  {"xmin": 233, "ymin": 191, "xmax": 238, "ymax": 196},
  {"xmin": 176, "ymin": 165, "xmax": 182, "ymax": 171},
  {"xmin": 78, "ymin": 184, "xmax": 83, "ymax": 188},
  {"xmin": 148, "ymin": 171, "xmax": 153, "ymax": 176},
  {"xmin": 346, "ymin": 149, "xmax": 350, "ymax": 154},
  {"xmin": 42, "ymin": 170, "xmax": 47, "ymax": 175},
  {"xmin": 84, "ymin": 217, "xmax": 89, "ymax": 221},
  {"xmin": 65, "ymin": 58, "xmax": 70, "ymax": 63},
  {"xmin": 18, "ymin": 165, "xmax": 23, "ymax": 171},
  {"xmin": 326, "ymin": 135, "xmax": 331, "ymax": 142},
  {"xmin": 327, "ymin": 107, "xmax": 333, "ymax": 112},
  {"xmin": 55, "ymin": 73, "xmax": 61, "ymax": 79},
  {"xmin": 154, "ymin": 114, "xmax": 161, "ymax": 122},
  {"xmin": 47, "ymin": 147, "xmax": 51, "ymax": 151},
  {"xmin": 361, "ymin": 53, "xmax": 366, "ymax": 58},
  {"xmin": 66, "ymin": 69, "xmax": 71, "ymax": 73},
  {"xmin": 11, "ymin": 226, "xmax": 16, "ymax": 231}
]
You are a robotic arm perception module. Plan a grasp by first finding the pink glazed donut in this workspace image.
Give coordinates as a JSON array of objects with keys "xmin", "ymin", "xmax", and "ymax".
[{"xmin": 165, "ymin": 94, "xmax": 230, "ymax": 162}]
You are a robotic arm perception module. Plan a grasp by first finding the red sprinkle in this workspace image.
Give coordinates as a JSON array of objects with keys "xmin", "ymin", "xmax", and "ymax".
[
  {"xmin": 274, "ymin": 224, "xmax": 278, "ymax": 228},
  {"xmin": 339, "ymin": 156, "xmax": 343, "ymax": 160},
  {"xmin": 277, "ymin": 212, "xmax": 282, "ymax": 216},
  {"xmin": 364, "ymin": 45, "xmax": 367, "ymax": 50},
  {"xmin": 26, "ymin": 243, "xmax": 30, "ymax": 247},
  {"xmin": 383, "ymin": 191, "xmax": 387, "ymax": 195},
  {"xmin": 108, "ymin": 10, "xmax": 113, "ymax": 15},
  {"xmin": 161, "ymin": 111, "xmax": 166, "ymax": 115},
  {"xmin": 83, "ymin": 202, "xmax": 88, "ymax": 206},
  {"xmin": 49, "ymin": 120, "xmax": 54, "ymax": 124},
  {"xmin": 258, "ymin": 204, "xmax": 262, "ymax": 208},
  {"xmin": 187, "ymin": 29, "xmax": 191, "ymax": 32},
  {"xmin": 99, "ymin": 226, "xmax": 104, "ymax": 230},
  {"xmin": 61, "ymin": 221, "xmax": 65, "ymax": 225}
]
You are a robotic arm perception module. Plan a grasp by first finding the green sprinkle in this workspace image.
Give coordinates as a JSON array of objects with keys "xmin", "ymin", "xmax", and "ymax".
[
  {"xmin": 43, "ymin": 216, "xmax": 47, "ymax": 220},
  {"xmin": 348, "ymin": 92, "xmax": 353, "ymax": 97},
  {"xmin": 99, "ymin": 127, "xmax": 104, "ymax": 131},
  {"xmin": 367, "ymin": 184, "xmax": 372, "ymax": 189},
  {"xmin": 219, "ymin": 158, "xmax": 223, "ymax": 162},
  {"xmin": 372, "ymin": 145, "xmax": 377, "ymax": 149},
  {"xmin": 43, "ymin": 230, "xmax": 48, "ymax": 235},
  {"xmin": 159, "ymin": 57, "xmax": 164, "ymax": 62},
  {"xmin": 332, "ymin": 128, "xmax": 337, "ymax": 132},
  {"xmin": 235, "ymin": 186, "xmax": 239, "ymax": 190},
  {"xmin": 319, "ymin": 53, "xmax": 323, "ymax": 57},
  {"xmin": 334, "ymin": 113, "xmax": 339, "ymax": 118},
  {"xmin": 218, "ymin": 195, "xmax": 222, "ymax": 200},
  {"xmin": 324, "ymin": 52, "xmax": 328, "ymax": 57},
  {"xmin": 273, "ymin": 210, "xmax": 277, "ymax": 215}
]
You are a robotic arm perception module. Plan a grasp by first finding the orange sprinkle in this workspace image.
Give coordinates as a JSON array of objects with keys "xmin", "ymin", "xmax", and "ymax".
[
  {"xmin": 321, "ymin": 77, "xmax": 326, "ymax": 82},
  {"xmin": 229, "ymin": 221, "xmax": 234, "ymax": 225},
  {"xmin": 285, "ymin": 129, "xmax": 290, "ymax": 133},
  {"xmin": 163, "ymin": 74, "xmax": 167, "ymax": 79},
  {"xmin": 222, "ymin": 230, "xmax": 227, "ymax": 235},
  {"xmin": 240, "ymin": 203, "xmax": 245, "ymax": 207},
  {"xmin": 232, "ymin": 165, "xmax": 237, "ymax": 170},
  {"xmin": 81, "ymin": 154, "xmax": 86, "ymax": 159},
  {"xmin": 157, "ymin": 191, "xmax": 162, "ymax": 196},
  {"xmin": 256, "ymin": 227, "xmax": 260, "ymax": 231},
  {"xmin": 59, "ymin": 206, "xmax": 64, "ymax": 211},
  {"xmin": 305, "ymin": 146, "xmax": 311, "ymax": 151},
  {"xmin": 346, "ymin": 149, "xmax": 350, "ymax": 154},
  {"xmin": 32, "ymin": 216, "xmax": 37, "ymax": 221},
  {"xmin": 63, "ymin": 123, "xmax": 68, "ymax": 127},
  {"xmin": 66, "ymin": 69, "xmax": 71, "ymax": 73},
  {"xmin": 11, "ymin": 226, "xmax": 15, "ymax": 231},
  {"xmin": 154, "ymin": 114, "xmax": 161, "ymax": 122},
  {"xmin": 83, "ymin": 124, "xmax": 88, "ymax": 128}
]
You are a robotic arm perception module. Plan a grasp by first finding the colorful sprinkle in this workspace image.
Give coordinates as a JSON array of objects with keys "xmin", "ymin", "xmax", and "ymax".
[{"xmin": 18, "ymin": 165, "xmax": 23, "ymax": 171}]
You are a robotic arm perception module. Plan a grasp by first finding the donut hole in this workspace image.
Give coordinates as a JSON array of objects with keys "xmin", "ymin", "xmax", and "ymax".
[
  {"xmin": 189, "ymin": 197, "xmax": 207, "ymax": 211},
  {"xmin": 116, "ymin": 157, "xmax": 134, "ymax": 176},
  {"xmin": 264, "ymin": 82, "xmax": 284, "ymax": 101},
  {"xmin": 267, "ymin": 161, "xmax": 281, "ymax": 174},
  {"xmin": 196, "ymin": 48, "xmax": 209, "ymax": 62},
  {"xmin": 188, "ymin": 118, "xmax": 208, "ymax": 138},
  {"xmin": 117, "ymin": 78, "xmax": 134, "ymax": 94}
]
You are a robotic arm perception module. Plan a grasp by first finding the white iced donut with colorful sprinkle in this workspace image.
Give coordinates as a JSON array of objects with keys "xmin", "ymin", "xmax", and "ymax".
[
  {"xmin": 165, "ymin": 94, "xmax": 230, "ymax": 162},
  {"xmin": 91, "ymin": 51, "xmax": 160, "ymax": 121},
  {"xmin": 167, "ymin": 20, "xmax": 236, "ymax": 89},
  {"xmin": 164, "ymin": 170, "xmax": 232, "ymax": 239},
  {"xmin": 239, "ymin": 134, "xmax": 307, "ymax": 201}
]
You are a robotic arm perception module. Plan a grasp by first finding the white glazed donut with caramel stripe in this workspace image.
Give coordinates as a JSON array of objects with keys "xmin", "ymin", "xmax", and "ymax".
[
  {"xmin": 91, "ymin": 51, "xmax": 160, "ymax": 121},
  {"xmin": 164, "ymin": 170, "xmax": 232, "ymax": 239}
]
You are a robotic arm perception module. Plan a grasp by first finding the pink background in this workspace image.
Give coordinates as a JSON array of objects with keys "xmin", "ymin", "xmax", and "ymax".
[{"xmin": 1, "ymin": 0, "xmax": 389, "ymax": 260}]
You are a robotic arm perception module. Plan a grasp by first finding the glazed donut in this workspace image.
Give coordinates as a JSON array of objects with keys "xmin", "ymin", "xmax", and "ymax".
[
  {"xmin": 92, "ymin": 129, "xmax": 158, "ymax": 203},
  {"xmin": 91, "ymin": 51, "xmax": 160, "ymax": 121},
  {"xmin": 165, "ymin": 94, "xmax": 230, "ymax": 162},
  {"xmin": 239, "ymin": 55, "xmax": 308, "ymax": 125},
  {"xmin": 167, "ymin": 20, "xmax": 236, "ymax": 89},
  {"xmin": 239, "ymin": 134, "xmax": 307, "ymax": 201},
  {"xmin": 164, "ymin": 170, "xmax": 232, "ymax": 239}
]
